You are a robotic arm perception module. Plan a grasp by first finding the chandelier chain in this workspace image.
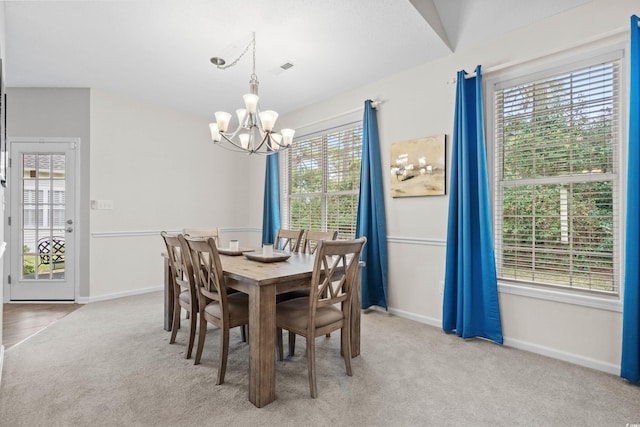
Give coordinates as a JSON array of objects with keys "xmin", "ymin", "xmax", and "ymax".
[
  {"xmin": 252, "ymin": 32, "xmax": 256, "ymax": 78},
  {"xmin": 216, "ymin": 32, "xmax": 256, "ymax": 71}
]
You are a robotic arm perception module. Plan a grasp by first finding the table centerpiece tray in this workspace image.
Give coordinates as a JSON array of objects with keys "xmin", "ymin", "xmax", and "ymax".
[
  {"xmin": 243, "ymin": 251, "xmax": 291, "ymax": 263},
  {"xmin": 218, "ymin": 248, "xmax": 255, "ymax": 256}
]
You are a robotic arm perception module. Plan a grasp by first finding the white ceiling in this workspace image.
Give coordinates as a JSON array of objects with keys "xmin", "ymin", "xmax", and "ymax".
[{"xmin": 3, "ymin": 0, "xmax": 591, "ymax": 119}]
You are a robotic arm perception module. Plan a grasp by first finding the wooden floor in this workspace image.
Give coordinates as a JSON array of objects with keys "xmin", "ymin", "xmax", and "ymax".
[{"xmin": 2, "ymin": 303, "xmax": 83, "ymax": 349}]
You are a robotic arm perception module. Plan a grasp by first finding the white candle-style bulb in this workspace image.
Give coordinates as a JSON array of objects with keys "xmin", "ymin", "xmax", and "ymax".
[
  {"xmin": 215, "ymin": 111, "xmax": 232, "ymax": 133},
  {"xmin": 243, "ymin": 94, "xmax": 259, "ymax": 113},
  {"xmin": 236, "ymin": 108, "xmax": 247, "ymax": 126},
  {"xmin": 239, "ymin": 133, "xmax": 250, "ymax": 150},
  {"xmin": 259, "ymin": 110, "xmax": 278, "ymax": 131},
  {"xmin": 281, "ymin": 128, "xmax": 295, "ymax": 146},
  {"xmin": 209, "ymin": 123, "xmax": 221, "ymax": 142}
]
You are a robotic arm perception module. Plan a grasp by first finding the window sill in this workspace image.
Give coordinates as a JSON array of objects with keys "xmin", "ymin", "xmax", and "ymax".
[{"xmin": 498, "ymin": 282, "xmax": 622, "ymax": 313}]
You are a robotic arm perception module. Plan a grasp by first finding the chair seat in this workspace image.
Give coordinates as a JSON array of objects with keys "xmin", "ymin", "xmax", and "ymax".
[
  {"xmin": 179, "ymin": 290, "xmax": 191, "ymax": 305},
  {"xmin": 276, "ymin": 297, "xmax": 344, "ymax": 331},
  {"xmin": 203, "ymin": 293, "xmax": 249, "ymax": 324}
]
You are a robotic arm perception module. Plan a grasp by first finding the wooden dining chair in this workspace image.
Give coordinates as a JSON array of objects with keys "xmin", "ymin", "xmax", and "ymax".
[
  {"xmin": 301, "ymin": 230, "xmax": 338, "ymax": 254},
  {"xmin": 183, "ymin": 228, "xmax": 220, "ymax": 245},
  {"xmin": 274, "ymin": 228, "xmax": 304, "ymax": 252},
  {"xmin": 185, "ymin": 235, "xmax": 249, "ymax": 385},
  {"xmin": 277, "ymin": 229, "xmax": 340, "ymax": 359},
  {"xmin": 275, "ymin": 237, "xmax": 366, "ymax": 398},
  {"xmin": 161, "ymin": 231, "xmax": 198, "ymax": 359},
  {"xmin": 273, "ymin": 227, "xmax": 303, "ymax": 359},
  {"xmin": 184, "ymin": 227, "xmax": 248, "ymax": 342}
]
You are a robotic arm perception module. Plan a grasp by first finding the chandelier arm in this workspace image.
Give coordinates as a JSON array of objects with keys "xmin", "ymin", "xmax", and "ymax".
[
  {"xmin": 215, "ymin": 134, "xmax": 279, "ymax": 156},
  {"xmin": 252, "ymin": 133, "xmax": 271, "ymax": 153},
  {"xmin": 214, "ymin": 142, "xmax": 244, "ymax": 152},
  {"xmin": 268, "ymin": 134, "xmax": 289, "ymax": 149},
  {"xmin": 219, "ymin": 133, "xmax": 251, "ymax": 152},
  {"xmin": 224, "ymin": 123, "xmax": 245, "ymax": 140},
  {"xmin": 213, "ymin": 141, "xmax": 255, "ymax": 155}
]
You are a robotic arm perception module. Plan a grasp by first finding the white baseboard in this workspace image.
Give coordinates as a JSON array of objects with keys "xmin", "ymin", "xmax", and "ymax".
[
  {"xmin": 384, "ymin": 306, "xmax": 442, "ymax": 328},
  {"xmin": 78, "ymin": 286, "xmax": 163, "ymax": 304},
  {"xmin": 382, "ymin": 305, "xmax": 621, "ymax": 376},
  {"xmin": 502, "ymin": 337, "xmax": 620, "ymax": 375}
]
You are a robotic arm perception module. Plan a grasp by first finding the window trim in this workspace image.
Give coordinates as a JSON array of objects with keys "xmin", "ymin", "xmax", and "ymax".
[{"xmin": 486, "ymin": 43, "xmax": 627, "ymax": 309}]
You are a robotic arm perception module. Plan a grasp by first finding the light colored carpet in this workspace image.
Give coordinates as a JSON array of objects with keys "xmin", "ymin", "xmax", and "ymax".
[{"xmin": 0, "ymin": 291, "xmax": 638, "ymax": 426}]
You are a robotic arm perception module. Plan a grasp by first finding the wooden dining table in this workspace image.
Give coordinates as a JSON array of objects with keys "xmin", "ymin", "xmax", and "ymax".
[{"xmin": 162, "ymin": 249, "xmax": 362, "ymax": 408}]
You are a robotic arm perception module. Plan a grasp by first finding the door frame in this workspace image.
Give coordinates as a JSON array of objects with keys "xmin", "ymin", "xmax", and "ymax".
[{"xmin": 3, "ymin": 137, "xmax": 81, "ymax": 302}]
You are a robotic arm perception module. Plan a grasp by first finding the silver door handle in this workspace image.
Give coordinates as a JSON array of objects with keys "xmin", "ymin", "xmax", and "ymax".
[
  {"xmin": 66, "ymin": 227, "xmax": 73, "ymax": 233},
  {"xmin": 67, "ymin": 219, "xmax": 73, "ymax": 225}
]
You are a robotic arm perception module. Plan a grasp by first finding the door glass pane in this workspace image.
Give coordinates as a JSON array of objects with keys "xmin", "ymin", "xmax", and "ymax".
[
  {"xmin": 37, "ymin": 155, "xmax": 50, "ymax": 178},
  {"xmin": 53, "ymin": 155, "xmax": 65, "ymax": 179},
  {"xmin": 37, "ymin": 188, "xmax": 46, "ymax": 204},
  {"xmin": 23, "ymin": 154, "xmax": 36, "ymax": 178},
  {"xmin": 22, "ymin": 153, "xmax": 66, "ymax": 281}
]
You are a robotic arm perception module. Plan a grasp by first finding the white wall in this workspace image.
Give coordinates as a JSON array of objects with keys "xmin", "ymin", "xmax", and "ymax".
[
  {"xmin": 272, "ymin": 0, "xmax": 637, "ymax": 373},
  {"xmin": 89, "ymin": 89, "xmax": 251, "ymax": 299}
]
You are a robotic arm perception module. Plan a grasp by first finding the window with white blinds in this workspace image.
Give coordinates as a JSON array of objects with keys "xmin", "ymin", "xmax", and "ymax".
[
  {"xmin": 493, "ymin": 54, "xmax": 620, "ymax": 295},
  {"xmin": 283, "ymin": 123, "xmax": 362, "ymax": 239}
]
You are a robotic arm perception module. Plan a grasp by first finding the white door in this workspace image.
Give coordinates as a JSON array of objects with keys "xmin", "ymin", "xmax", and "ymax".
[{"xmin": 9, "ymin": 140, "xmax": 77, "ymax": 301}]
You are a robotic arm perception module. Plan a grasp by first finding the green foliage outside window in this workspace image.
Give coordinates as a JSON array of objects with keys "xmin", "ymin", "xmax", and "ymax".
[
  {"xmin": 288, "ymin": 126, "xmax": 362, "ymax": 238},
  {"xmin": 497, "ymin": 62, "xmax": 618, "ymax": 293}
]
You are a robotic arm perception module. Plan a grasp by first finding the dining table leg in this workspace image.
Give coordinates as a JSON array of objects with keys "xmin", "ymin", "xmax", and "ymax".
[{"xmin": 248, "ymin": 282, "xmax": 277, "ymax": 408}]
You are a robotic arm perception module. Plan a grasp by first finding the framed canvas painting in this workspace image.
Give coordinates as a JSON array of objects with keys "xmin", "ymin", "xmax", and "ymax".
[{"xmin": 390, "ymin": 134, "xmax": 446, "ymax": 197}]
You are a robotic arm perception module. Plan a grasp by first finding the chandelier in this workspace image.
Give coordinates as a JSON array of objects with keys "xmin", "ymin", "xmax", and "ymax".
[{"xmin": 208, "ymin": 33, "xmax": 295, "ymax": 155}]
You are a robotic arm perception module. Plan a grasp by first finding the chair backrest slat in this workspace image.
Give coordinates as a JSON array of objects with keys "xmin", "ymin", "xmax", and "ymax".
[
  {"xmin": 183, "ymin": 228, "xmax": 220, "ymax": 246},
  {"xmin": 275, "ymin": 229, "xmax": 304, "ymax": 252},
  {"xmin": 302, "ymin": 230, "xmax": 338, "ymax": 254},
  {"xmin": 161, "ymin": 231, "xmax": 197, "ymax": 301},
  {"xmin": 185, "ymin": 236, "xmax": 227, "ymax": 305}
]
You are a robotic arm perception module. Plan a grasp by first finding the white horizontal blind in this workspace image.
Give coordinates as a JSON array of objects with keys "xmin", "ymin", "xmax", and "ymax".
[
  {"xmin": 285, "ymin": 124, "xmax": 362, "ymax": 239},
  {"xmin": 494, "ymin": 58, "xmax": 620, "ymax": 294}
]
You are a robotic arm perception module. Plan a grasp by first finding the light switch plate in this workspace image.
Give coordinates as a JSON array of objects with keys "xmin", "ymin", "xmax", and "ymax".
[{"xmin": 91, "ymin": 199, "xmax": 114, "ymax": 210}]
